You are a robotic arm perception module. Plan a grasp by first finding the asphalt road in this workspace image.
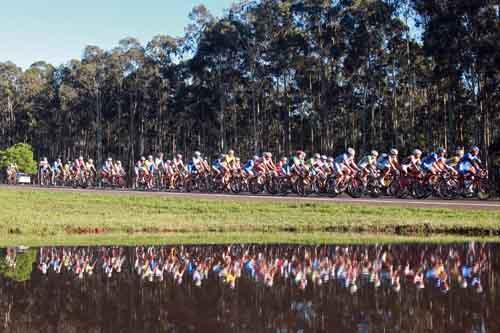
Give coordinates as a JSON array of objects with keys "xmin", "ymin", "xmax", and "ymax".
[{"xmin": 2, "ymin": 184, "xmax": 500, "ymax": 211}]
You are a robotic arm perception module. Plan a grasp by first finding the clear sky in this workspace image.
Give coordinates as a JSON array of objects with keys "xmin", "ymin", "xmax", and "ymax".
[{"xmin": 0, "ymin": 0, "xmax": 235, "ymax": 69}]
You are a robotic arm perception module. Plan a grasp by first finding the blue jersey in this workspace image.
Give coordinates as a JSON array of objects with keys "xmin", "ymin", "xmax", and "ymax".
[
  {"xmin": 212, "ymin": 159, "xmax": 221, "ymax": 169},
  {"xmin": 459, "ymin": 153, "xmax": 481, "ymax": 165},
  {"xmin": 458, "ymin": 153, "xmax": 481, "ymax": 174},
  {"xmin": 243, "ymin": 160, "xmax": 254, "ymax": 172},
  {"xmin": 334, "ymin": 154, "xmax": 349, "ymax": 166},
  {"xmin": 422, "ymin": 153, "xmax": 439, "ymax": 166}
]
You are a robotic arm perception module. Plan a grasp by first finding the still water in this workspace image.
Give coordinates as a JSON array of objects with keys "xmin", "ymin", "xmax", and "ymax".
[{"xmin": 0, "ymin": 243, "xmax": 499, "ymax": 332}]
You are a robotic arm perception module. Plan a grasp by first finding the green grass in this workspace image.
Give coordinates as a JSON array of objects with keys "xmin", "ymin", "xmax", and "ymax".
[{"xmin": 1, "ymin": 188, "xmax": 499, "ymax": 246}]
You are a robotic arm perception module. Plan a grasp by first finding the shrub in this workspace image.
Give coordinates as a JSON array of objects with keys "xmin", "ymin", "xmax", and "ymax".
[
  {"xmin": 0, "ymin": 249, "xmax": 37, "ymax": 282},
  {"xmin": 0, "ymin": 143, "xmax": 37, "ymax": 174}
]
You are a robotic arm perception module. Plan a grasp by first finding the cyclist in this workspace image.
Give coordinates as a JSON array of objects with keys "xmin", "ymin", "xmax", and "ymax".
[
  {"xmin": 334, "ymin": 148, "xmax": 360, "ymax": 181},
  {"xmin": 400, "ymin": 149, "xmax": 422, "ymax": 175},
  {"xmin": 447, "ymin": 147, "xmax": 465, "ymax": 169},
  {"xmin": 305, "ymin": 153, "xmax": 322, "ymax": 175},
  {"xmin": 212, "ymin": 154, "xmax": 225, "ymax": 177},
  {"xmin": 188, "ymin": 151, "xmax": 203, "ymax": 174},
  {"xmin": 243, "ymin": 156, "xmax": 259, "ymax": 177},
  {"xmin": 224, "ymin": 150, "xmax": 237, "ymax": 170},
  {"xmin": 377, "ymin": 149, "xmax": 399, "ymax": 177},
  {"xmin": 51, "ymin": 158, "xmax": 63, "ymax": 184},
  {"xmin": 101, "ymin": 157, "xmax": 114, "ymax": 179},
  {"xmin": 173, "ymin": 154, "xmax": 186, "ymax": 173},
  {"xmin": 458, "ymin": 146, "xmax": 482, "ymax": 177},
  {"xmin": 114, "ymin": 161, "xmax": 125, "ymax": 177},
  {"xmin": 262, "ymin": 152, "xmax": 276, "ymax": 173},
  {"xmin": 358, "ymin": 150, "xmax": 379, "ymax": 178},
  {"xmin": 85, "ymin": 158, "xmax": 97, "ymax": 176},
  {"xmin": 276, "ymin": 157, "xmax": 290, "ymax": 177},
  {"xmin": 290, "ymin": 151, "xmax": 307, "ymax": 175},
  {"xmin": 435, "ymin": 147, "xmax": 457, "ymax": 175},
  {"xmin": 421, "ymin": 149, "xmax": 446, "ymax": 175}
]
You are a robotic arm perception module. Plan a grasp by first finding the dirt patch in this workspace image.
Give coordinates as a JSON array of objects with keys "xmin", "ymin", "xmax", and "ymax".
[
  {"xmin": 64, "ymin": 226, "xmax": 109, "ymax": 235},
  {"xmin": 112, "ymin": 223, "xmax": 500, "ymax": 238}
]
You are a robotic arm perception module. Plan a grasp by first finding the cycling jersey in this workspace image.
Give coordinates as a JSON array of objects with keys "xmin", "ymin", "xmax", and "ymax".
[
  {"xmin": 243, "ymin": 160, "xmax": 254, "ymax": 173},
  {"xmin": 447, "ymin": 156, "xmax": 461, "ymax": 168},
  {"xmin": 359, "ymin": 155, "xmax": 376, "ymax": 169},
  {"xmin": 334, "ymin": 154, "xmax": 354, "ymax": 173},
  {"xmin": 102, "ymin": 161, "xmax": 113, "ymax": 173},
  {"xmin": 52, "ymin": 161, "xmax": 62, "ymax": 172},
  {"xmin": 422, "ymin": 153, "xmax": 438, "ymax": 172},
  {"xmin": 212, "ymin": 159, "xmax": 222, "ymax": 170},
  {"xmin": 224, "ymin": 155, "xmax": 236, "ymax": 166},
  {"xmin": 458, "ymin": 153, "xmax": 481, "ymax": 175}
]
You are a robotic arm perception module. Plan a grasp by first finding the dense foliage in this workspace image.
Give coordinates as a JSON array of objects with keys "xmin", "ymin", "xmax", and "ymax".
[
  {"xmin": 0, "ymin": 0, "xmax": 499, "ymax": 172},
  {"xmin": 0, "ymin": 143, "xmax": 37, "ymax": 173},
  {"xmin": 0, "ymin": 249, "xmax": 36, "ymax": 282}
]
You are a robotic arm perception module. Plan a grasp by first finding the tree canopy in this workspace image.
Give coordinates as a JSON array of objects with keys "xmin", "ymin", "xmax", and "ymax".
[{"xmin": 0, "ymin": 0, "xmax": 499, "ymax": 168}]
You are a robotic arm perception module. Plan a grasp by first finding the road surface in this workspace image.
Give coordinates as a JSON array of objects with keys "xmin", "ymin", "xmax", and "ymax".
[{"xmin": 2, "ymin": 184, "xmax": 500, "ymax": 210}]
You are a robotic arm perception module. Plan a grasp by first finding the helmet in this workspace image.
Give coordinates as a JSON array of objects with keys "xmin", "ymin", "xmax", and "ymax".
[
  {"xmin": 79, "ymin": 156, "xmax": 84, "ymax": 161},
  {"xmin": 281, "ymin": 157, "xmax": 288, "ymax": 162},
  {"xmin": 265, "ymin": 152, "xmax": 272, "ymax": 158},
  {"xmin": 194, "ymin": 151, "xmax": 201, "ymax": 157},
  {"xmin": 141, "ymin": 156, "xmax": 146, "ymax": 161},
  {"xmin": 437, "ymin": 147, "xmax": 446, "ymax": 154},
  {"xmin": 296, "ymin": 150, "xmax": 304, "ymax": 156},
  {"xmin": 228, "ymin": 149, "xmax": 235, "ymax": 155},
  {"xmin": 107, "ymin": 157, "xmax": 112, "ymax": 161},
  {"xmin": 88, "ymin": 159, "xmax": 93, "ymax": 163},
  {"xmin": 471, "ymin": 146, "xmax": 480, "ymax": 153},
  {"xmin": 314, "ymin": 153, "xmax": 321, "ymax": 159},
  {"xmin": 219, "ymin": 154, "xmax": 225, "ymax": 159},
  {"xmin": 347, "ymin": 148, "xmax": 356, "ymax": 157},
  {"xmin": 235, "ymin": 157, "xmax": 240, "ymax": 161},
  {"xmin": 117, "ymin": 161, "xmax": 122, "ymax": 165},
  {"xmin": 371, "ymin": 150, "xmax": 379, "ymax": 158},
  {"xmin": 321, "ymin": 155, "xmax": 327, "ymax": 160},
  {"xmin": 328, "ymin": 157, "xmax": 334, "ymax": 162},
  {"xmin": 253, "ymin": 155, "xmax": 260, "ymax": 161},
  {"xmin": 43, "ymin": 157, "xmax": 48, "ymax": 162},
  {"xmin": 413, "ymin": 149, "xmax": 422, "ymax": 156},
  {"xmin": 390, "ymin": 148, "xmax": 398, "ymax": 156},
  {"xmin": 176, "ymin": 154, "xmax": 183, "ymax": 159},
  {"xmin": 148, "ymin": 155, "xmax": 153, "ymax": 160}
]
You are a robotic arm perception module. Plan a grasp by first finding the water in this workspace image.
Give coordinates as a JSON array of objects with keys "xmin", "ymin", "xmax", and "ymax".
[{"xmin": 1, "ymin": 243, "xmax": 499, "ymax": 332}]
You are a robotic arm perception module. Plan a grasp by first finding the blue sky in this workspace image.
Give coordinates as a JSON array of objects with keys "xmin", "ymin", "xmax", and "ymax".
[{"xmin": 0, "ymin": 0, "xmax": 235, "ymax": 69}]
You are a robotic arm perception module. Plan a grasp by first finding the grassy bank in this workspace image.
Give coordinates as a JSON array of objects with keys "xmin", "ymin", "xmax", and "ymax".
[{"xmin": 1, "ymin": 188, "xmax": 499, "ymax": 246}]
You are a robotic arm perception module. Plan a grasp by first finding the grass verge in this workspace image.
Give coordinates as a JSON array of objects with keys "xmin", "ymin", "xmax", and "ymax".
[{"xmin": 1, "ymin": 188, "xmax": 499, "ymax": 246}]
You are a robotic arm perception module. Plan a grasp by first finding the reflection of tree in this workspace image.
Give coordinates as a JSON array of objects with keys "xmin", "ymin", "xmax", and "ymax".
[{"xmin": 0, "ymin": 248, "xmax": 36, "ymax": 282}]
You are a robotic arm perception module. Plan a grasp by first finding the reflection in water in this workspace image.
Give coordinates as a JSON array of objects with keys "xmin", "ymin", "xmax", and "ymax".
[{"xmin": 1, "ymin": 243, "xmax": 499, "ymax": 332}]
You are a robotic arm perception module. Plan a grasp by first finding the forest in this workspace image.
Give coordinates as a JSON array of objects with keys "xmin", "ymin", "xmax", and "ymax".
[{"xmin": 0, "ymin": 0, "xmax": 499, "ymax": 171}]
